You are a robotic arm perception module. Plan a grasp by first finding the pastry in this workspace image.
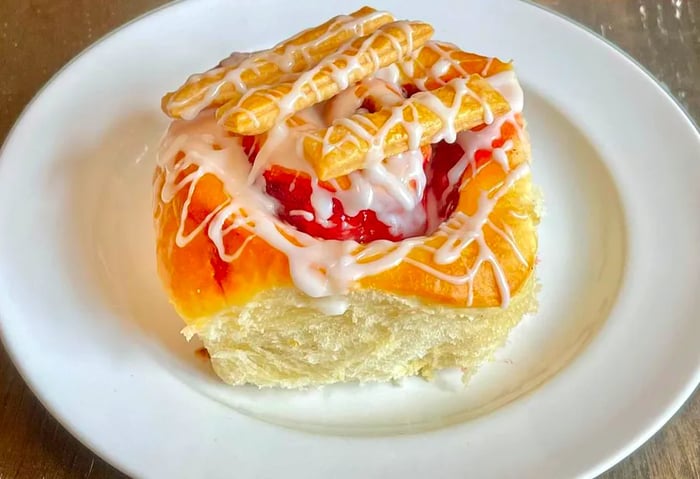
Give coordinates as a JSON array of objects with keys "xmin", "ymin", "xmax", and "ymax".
[
  {"xmin": 216, "ymin": 21, "xmax": 435, "ymax": 135},
  {"xmin": 302, "ymin": 74, "xmax": 511, "ymax": 180},
  {"xmin": 153, "ymin": 7, "xmax": 540, "ymax": 388},
  {"xmin": 161, "ymin": 6, "xmax": 395, "ymax": 120}
]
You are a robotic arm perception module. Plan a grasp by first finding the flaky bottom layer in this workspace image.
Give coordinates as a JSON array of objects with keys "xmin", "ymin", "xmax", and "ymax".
[{"xmin": 184, "ymin": 274, "xmax": 539, "ymax": 389}]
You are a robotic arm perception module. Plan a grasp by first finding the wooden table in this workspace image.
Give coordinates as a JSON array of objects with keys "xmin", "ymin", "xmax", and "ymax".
[{"xmin": 1, "ymin": 1, "xmax": 698, "ymax": 477}]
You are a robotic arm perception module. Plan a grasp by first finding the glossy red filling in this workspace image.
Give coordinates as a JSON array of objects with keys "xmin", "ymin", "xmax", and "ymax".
[
  {"xmin": 240, "ymin": 81, "xmax": 500, "ymax": 243},
  {"xmin": 244, "ymin": 134, "xmax": 493, "ymax": 243},
  {"xmin": 264, "ymin": 165, "xmax": 405, "ymax": 242}
]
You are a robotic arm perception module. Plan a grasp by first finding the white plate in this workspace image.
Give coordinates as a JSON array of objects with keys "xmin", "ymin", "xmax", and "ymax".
[{"xmin": 1, "ymin": 0, "xmax": 699, "ymax": 477}]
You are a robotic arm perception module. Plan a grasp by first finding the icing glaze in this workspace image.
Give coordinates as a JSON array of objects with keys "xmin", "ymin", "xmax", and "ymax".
[
  {"xmin": 166, "ymin": 8, "xmax": 395, "ymax": 120},
  {"xmin": 157, "ymin": 29, "xmax": 531, "ymax": 314}
]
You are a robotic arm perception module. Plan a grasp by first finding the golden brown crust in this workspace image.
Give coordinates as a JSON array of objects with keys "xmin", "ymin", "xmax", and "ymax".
[
  {"xmin": 153, "ymin": 170, "xmax": 294, "ymax": 320},
  {"xmin": 216, "ymin": 21, "xmax": 435, "ymax": 135},
  {"xmin": 161, "ymin": 7, "xmax": 396, "ymax": 119},
  {"xmin": 302, "ymin": 74, "xmax": 512, "ymax": 180},
  {"xmin": 153, "ymin": 114, "xmax": 538, "ymax": 323}
]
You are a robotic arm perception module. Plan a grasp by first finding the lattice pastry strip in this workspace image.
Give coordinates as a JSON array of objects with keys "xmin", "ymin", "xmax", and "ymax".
[
  {"xmin": 161, "ymin": 6, "xmax": 395, "ymax": 119},
  {"xmin": 302, "ymin": 74, "xmax": 511, "ymax": 180},
  {"xmin": 216, "ymin": 21, "xmax": 434, "ymax": 135},
  {"xmin": 399, "ymin": 40, "xmax": 513, "ymax": 89}
]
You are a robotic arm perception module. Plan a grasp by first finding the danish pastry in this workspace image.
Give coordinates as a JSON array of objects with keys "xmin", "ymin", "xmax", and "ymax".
[{"xmin": 154, "ymin": 7, "xmax": 540, "ymax": 388}]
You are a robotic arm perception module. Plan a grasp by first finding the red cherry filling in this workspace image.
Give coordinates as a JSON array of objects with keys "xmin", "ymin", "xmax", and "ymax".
[
  {"xmin": 244, "ymin": 132, "xmax": 496, "ymax": 243},
  {"xmin": 259, "ymin": 141, "xmax": 485, "ymax": 243},
  {"xmin": 425, "ymin": 140, "xmax": 466, "ymax": 220},
  {"xmin": 265, "ymin": 169, "xmax": 402, "ymax": 242},
  {"xmin": 241, "ymin": 80, "xmax": 503, "ymax": 243},
  {"xmin": 241, "ymin": 135, "xmax": 259, "ymax": 163},
  {"xmin": 262, "ymin": 148, "xmax": 432, "ymax": 243}
]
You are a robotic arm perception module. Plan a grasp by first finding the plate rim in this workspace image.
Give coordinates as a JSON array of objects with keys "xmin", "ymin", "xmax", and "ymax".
[
  {"xmin": 0, "ymin": 0, "xmax": 698, "ymax": 478},
  {"xmin": 520, "ymin": 2, "xmax": 700, "ymax": 477}
]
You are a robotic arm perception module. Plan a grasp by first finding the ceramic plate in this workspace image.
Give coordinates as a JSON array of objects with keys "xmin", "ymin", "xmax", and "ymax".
[{"xmin": 1, "ymin": 0, "xmax": 698, "ymax": 477}]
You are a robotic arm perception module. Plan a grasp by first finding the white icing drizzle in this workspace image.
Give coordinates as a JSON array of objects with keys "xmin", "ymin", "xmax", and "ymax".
[
  {"xmin": 372, "ymin": 63, "xmax": 402, "ymax": 84},
  {"xmin": 339, "ymin": 149, "xmax": 428, "ymax": 237},
  {"xmin": 485, "ymin": 70, "xmax": 524, "ymax": 113},
  {"xmin": 399, "ymin": 41, "xmax": 470, "ymax": 91},
  {"xmin": 509, "ymin": 210, "xmax": 530, "ymax": 220},
  {"xmin": 159, "ymin": 112, "xmax": 421, "ymax": 302},
  {"xmin": 166, "ymin": 9, "xmax": 394, "ymax": 120},
  {"xmin": 404, "ymin": 162, "xmax": 529, "ymax": 307},
  {"xmin": 324, "ymin": 78, "xmax": 404, "ymax": 123},
  {"xmin": 289, "ymin": 210, "xmax": 315, "ymax": 221},
  {"xmin": 450, "ymin": 113, "xmax": 515, "ymax": 190},
  {"xmin": 481, "ymin": 57, "xmax": 495, "ymax": 76},
  {"xmin": 492, "ymin": 139, "xmax": 514, "ymax": 171},
  {"xmin": 217, "ymin": 20, "xmax": 419, "ymax": 127},
  {"xmin": 157, "ymin": 38, "xmax": 531, "ymax": 312},
  {"xmin": 313, "ymin": 76, "xmax": 495, "ymax": 170},
  {"xmin": 487, "ymin": 220, "xmax": 529, "ymax": 267}
]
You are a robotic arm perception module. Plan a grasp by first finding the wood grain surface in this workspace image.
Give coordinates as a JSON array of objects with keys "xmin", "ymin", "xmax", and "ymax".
[{"xmin": 0, "ymin": 1, "xmax": 698, "ymax": 478}]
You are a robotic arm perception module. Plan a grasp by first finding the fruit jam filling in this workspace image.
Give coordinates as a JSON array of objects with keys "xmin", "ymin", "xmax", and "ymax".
[{"xmin": 241, "ymin": 80, "xmax": 513, "ymax": 244}]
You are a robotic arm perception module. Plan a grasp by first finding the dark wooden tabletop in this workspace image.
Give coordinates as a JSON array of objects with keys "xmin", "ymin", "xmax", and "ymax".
[{"xmin": 1, "ymin": 1, "xmax": 698, "ymax": 478}]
